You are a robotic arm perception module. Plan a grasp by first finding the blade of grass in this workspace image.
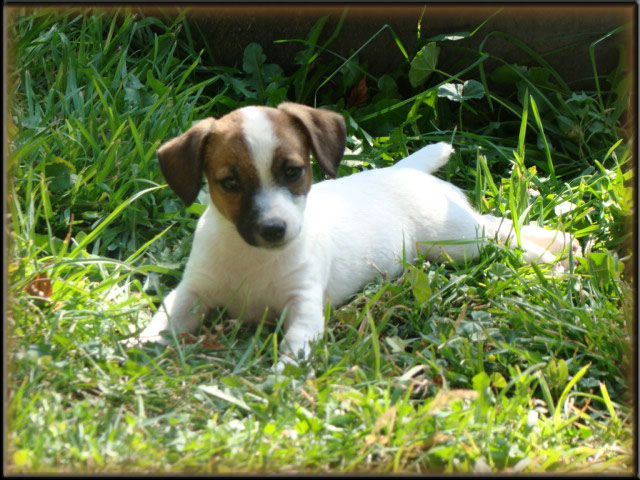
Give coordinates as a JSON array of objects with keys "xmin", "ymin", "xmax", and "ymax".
[
  {"xmin": 68, "ymin": 185, "xmax": 163, "ymax": 259},
  {"xmin": 553, "ymin": 363, "xmax": 591, "ymax": 423},
  {"xmin": 529, "ymin": 94, "xmax": 557, "ymax": 185},
  {"xmin": 589, "ymin": 25, "xmax": 628, "ymax": 113}
]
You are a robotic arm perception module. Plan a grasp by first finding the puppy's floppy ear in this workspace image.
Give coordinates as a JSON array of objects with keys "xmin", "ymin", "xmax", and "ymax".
[
  {"xmin": 156, "ymin": 118, "xmax": 216, "ymax": 206},
  {"xmin": 278, "ymin": 102, "xmax": 346, "ymax": 178}
]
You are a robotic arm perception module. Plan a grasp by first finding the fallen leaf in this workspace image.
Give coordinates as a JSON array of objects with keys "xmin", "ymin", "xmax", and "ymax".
[
  {"xmin": 373, "ymin": 405, "xmax": 397, "ymax": 434},
  {"xmin": 428, "ymin": 389, "xmax": 478, "ymax": 413},
  {"xmin": 25, "ymin": 262, "xmax": 54, "ymax": 300},
  {"xmin": 25, "ymin": 275, "xmax": 53, "ymax": 299},
  {"xmin": 347, "ymin": 76, "xmax": 369, "ymax": 108},
  {"xmin": 178, "ymin": 332, "xmax": 224, "ymax": 350}
]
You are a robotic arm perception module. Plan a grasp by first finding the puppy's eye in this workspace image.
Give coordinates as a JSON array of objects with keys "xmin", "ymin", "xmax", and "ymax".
[
  {"xmin": 283, "ymin": 166, "xmax": 303, "ymax": 182},
  {"xmin": 219, "ymin": 176, "xmax": 241, "ymax": 192}
]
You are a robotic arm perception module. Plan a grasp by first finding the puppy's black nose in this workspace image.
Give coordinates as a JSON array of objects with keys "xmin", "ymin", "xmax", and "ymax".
[{"xmin": 260, "ymin": 219, "xmax": 287, "ymax": 243}]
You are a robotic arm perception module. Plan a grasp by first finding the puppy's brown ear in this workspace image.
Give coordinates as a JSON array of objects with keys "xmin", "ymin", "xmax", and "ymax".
[
  {"xmin": 156, "ymin": 118, "xmax": 216, "ymax": 206},
  {"xmin": 278, "ymin": 102, "xmax": 346, "ymax": 178}
]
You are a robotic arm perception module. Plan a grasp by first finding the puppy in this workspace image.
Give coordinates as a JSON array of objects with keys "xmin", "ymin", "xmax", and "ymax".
[{"xmin": 133, "ymin": 102, "xmax": 581, "ymax": 369}]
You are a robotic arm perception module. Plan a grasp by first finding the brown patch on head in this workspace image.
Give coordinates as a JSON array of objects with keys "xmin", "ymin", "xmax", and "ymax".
[
  {"xmin": 156, "ymin": 117, "xmax": 216, "ymax": 206},
  {"xmin": 201, "ymin": 110, "xmax": 260, "ymax": 226},
  {"xmin": 157, "ymin": 103, "xmax": 344, "ymax": 211},
  {"xmin": 265, "ymin": 109, "xmax": 313, "ymax": 196},
  {"xmin": 277, "ymin": 102, "xmax": 346, "ymax": 178}
]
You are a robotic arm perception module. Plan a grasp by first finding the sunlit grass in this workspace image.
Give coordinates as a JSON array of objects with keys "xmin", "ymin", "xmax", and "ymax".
[{"xmin": 6, "ymin": 6, "xmax": 633, "ymax": 473}]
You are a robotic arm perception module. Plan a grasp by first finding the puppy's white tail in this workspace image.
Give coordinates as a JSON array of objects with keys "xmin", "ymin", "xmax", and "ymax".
[{"xmin": 392, "ymin": 142, "xmax": 454, "ymax": 173}]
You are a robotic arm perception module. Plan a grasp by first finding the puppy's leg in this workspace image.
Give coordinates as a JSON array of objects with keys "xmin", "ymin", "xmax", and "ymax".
[
  {"xmin": 415, "ymin": 183, "xmax": 579, "ymax": 269},
  {"xmin": 520, "ymin": 223, "xmax": 582, "ymax": 257},
  {"xmin": 276, "ymin": 288, "xmax": 325, "ymax": 372},
  {"xmin": 135, "ymin": 283, "xmax": 206, "ymax": 345},
  {"xmin": 481, "ymin": 215, "xmax": 581, "ymax": 269}
]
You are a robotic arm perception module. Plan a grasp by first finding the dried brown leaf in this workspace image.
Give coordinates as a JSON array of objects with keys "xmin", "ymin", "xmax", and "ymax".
[{"xmin": 346, "ymin": 76, "xmax": 369, "ymax": 109}]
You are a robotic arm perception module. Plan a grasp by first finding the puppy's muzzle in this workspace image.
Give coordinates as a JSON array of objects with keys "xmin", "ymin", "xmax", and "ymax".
[
  {"xmin": 237, "ymin": 211, "xmax": 292, "ymax": 249},
  {"xmin": 259, "ymin": 218, "xmax": 287, "ymax": 244},
  {"xmin": 236, "ymin": 189, "xmax": 304, "ymax": 249}
]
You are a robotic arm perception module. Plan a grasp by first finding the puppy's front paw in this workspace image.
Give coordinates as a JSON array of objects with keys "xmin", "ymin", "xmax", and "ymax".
[
  {"xmin": 274, "ymin": 355, "xmax": 315, "ymax": 380},
  {"xmin": 121, "ymin": 332, "xmax": 169, "ymax": 349},
  {"xmin": 121, "ymin": 319, "xmax": 172, "ymax": 348},
  {"xmin": 275, "ymin": 352, "xmax": 299, "ymax": 374},
  {"xmin": 276, "ymin": 337, "xmax": 312, "ymax": 373},
  {"xmin": 121, "ymin": 336, "xmax": 140, "ymax": 349}
]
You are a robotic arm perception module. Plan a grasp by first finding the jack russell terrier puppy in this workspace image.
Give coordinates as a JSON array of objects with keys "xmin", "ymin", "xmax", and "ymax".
[{"xmin": 132, "ymin": 102, "xmax": 581, "ymax": 369}]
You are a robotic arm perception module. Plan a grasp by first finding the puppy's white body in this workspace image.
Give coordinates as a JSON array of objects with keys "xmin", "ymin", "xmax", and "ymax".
[
  {"xmin": 135, "ymin": 104, "xmax": 580, "ymax": 367},
  {"xmin": 190, "ymin": 144, "xmax": 462, "ymax": 310}
]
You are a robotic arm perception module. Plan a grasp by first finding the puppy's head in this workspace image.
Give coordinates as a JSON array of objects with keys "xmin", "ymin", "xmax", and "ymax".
[{"xmin": 156, "ymin": 102, "xmax": 346, "ymax": 248}]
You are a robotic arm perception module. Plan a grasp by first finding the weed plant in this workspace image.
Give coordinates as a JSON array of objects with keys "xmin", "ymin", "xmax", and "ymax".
[{"xmin": 6, "ymin": 7, "xmax": 634, "ymax": 473}]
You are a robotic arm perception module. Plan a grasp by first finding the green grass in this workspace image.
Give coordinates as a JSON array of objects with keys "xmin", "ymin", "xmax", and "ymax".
[{"xmin": 6, "ymin": 6, "xmax": 634, "ymax": 474}]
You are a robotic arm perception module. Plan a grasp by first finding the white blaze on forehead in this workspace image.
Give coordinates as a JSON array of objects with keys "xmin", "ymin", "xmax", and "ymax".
[{"xmin": 241, "ymin": 106, "xmax": 278, "ymax": 187}]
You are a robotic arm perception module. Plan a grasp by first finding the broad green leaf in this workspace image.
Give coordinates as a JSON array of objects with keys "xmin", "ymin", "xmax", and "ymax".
[
  {"xmin": 409, "ymin": 42, "xmax": 439, "ymax": 88},
  {"xmin": 438, "ymin": 82, "xmax": 464, "ymax": 101},
  {"xmin": 377, "ymin": 74, "xmax": 400, "ymax": 99},
  {"xmin": 490, "ymin": 64, "xmax": 528, "ymax": 84},
  {"xmin": 437, "ymin": 80, "xmax": 485, "ymax": 102},
  {"xmin": 490, "ymin": 372, "xmax": 507, "ymax": 389},
  {"xmin": 409, "ymin": 268, "xmax": 432, "ymax": 305},
  {"xmin": 262, "ymin": 63, "xmax": 284, "ymax": 83},
  {"xmin": 243, "ymin": 42, "xmax": 266, "ymax": 75},
  {"xmin": 45, "ymin": 162, "xmax": 71, "ymax": 194},
  {"xmin": 227, "ymin": 76, "xmax": 256, "ymax": 98},
  {"xmin": 461, "ymin": 79, "xmax": 485, "ymax": 99}
]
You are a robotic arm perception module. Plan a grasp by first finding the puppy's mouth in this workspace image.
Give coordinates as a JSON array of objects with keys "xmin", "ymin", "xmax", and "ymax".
[{"xmin": 255, "ymin": 239, "xmax": 290, "ymax": 250}]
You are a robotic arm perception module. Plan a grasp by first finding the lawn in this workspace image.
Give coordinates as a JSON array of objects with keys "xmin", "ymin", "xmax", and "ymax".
[{"xmin": 6, "ymin": 6, "xmax": 635, "ymax": 473}]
